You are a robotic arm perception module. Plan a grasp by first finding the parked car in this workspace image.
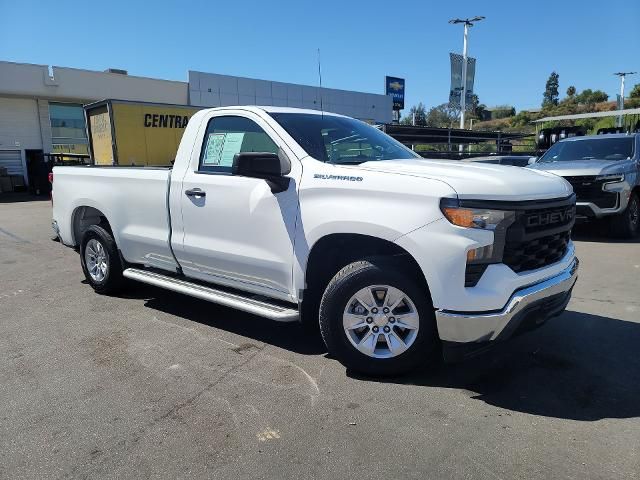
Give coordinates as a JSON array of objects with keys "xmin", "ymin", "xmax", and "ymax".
[
  {"xmin": 528, "ymin": 134, "xmax": 639, "ymax": 238},
  {"xmin": 51, "ymin": 107, "xmax": 578, "ymax": 375},
  {"xmin": 463, "ymin": 155, "xmax": 534, "ymax": 167}
]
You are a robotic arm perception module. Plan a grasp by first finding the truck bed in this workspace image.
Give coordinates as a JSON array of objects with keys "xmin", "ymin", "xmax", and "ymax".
[{"xmin": 52, "ymin": 165, "xmax": 178, "ymax": 271}]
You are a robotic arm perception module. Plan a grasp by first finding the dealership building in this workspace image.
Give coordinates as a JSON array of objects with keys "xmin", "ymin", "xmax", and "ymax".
[{"xmin": 0, "ymin": 61, "xmax": 393, "ymax": 186}]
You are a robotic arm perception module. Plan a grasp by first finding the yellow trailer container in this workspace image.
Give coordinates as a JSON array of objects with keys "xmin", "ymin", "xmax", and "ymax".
[{"xmin": 85, "ymin": 99, "xmax": 203, "ymax": 166}]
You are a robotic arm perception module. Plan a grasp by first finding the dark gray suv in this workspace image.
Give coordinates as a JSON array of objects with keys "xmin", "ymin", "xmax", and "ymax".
[{"xmin": 528, "ymin": 134, "xmax": 639, "ymax": 238}]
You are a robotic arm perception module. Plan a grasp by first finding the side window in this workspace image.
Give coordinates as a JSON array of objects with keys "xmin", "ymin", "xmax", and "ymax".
[{"xmin": 198, "ymin": 116, "xmax": 279, "ymax": 173}]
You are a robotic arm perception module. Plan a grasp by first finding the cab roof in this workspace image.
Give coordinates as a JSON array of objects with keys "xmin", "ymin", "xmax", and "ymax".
[{"xmin": 199, "ymin": 105, "xmax": 346, "ymax": 118}]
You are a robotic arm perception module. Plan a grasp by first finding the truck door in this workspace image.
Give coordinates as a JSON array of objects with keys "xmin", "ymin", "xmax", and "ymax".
[{"xmin": 176, "ymin": 113, "xmax": 300, "ymax": 301}]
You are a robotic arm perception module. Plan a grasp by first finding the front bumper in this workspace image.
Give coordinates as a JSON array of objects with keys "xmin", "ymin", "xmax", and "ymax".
[
  {"xmin": 576, "ymin": 200, "xmax": 624, "ymax": 220},
  {"xmin": 575, "ymin": 182, "xmax": 633, "ymax": 219},
  {"xmin": 437, "ymin": 257, "xmax": 579, "ymax": 360}
]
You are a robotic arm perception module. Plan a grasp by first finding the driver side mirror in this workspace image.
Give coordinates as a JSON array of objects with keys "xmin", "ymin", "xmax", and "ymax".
[
  {"xmin": 527, "ymin": 156, "xmax": 538, "ymax": 165},
  {"xmin": 232, "ymin": 151, "xmax": 291, "ymax": 193}
]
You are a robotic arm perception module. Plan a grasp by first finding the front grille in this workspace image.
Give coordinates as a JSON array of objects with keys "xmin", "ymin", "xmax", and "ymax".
[
  {"xmin": 503, "ymin": 230, "xmax": 571, "ymax": 272},
  {"xmin": 502, "ymin": 197, "xmax": 575, "ymax": 273},
  {"xmin": 563, "ymin": 175, "xmax": 618, "ymax": 209}
]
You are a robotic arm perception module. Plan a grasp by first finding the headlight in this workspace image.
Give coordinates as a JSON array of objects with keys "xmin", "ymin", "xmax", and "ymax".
[
  {"xmin": 440, "ymin": 198, "xmax": 517, "ymax": 287},
  {"xmin": 439, "ymin": 198, "xmax": 515, "ymax": 231},
  {"xmin": 596, "ymin": 173, "xmax": 624, "ymax": 182}
]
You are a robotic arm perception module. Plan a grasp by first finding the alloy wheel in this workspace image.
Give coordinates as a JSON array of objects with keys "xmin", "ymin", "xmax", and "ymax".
[
  {"xmin": 342, "ymin": 285, "xmax": 420, "ymax": 359},
  {"xmin": 85, "ymin": 238, "xmax": 108, "ymax": 282}
]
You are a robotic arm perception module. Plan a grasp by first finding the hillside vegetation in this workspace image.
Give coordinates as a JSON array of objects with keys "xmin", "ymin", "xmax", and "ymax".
[{"xmin": 402, "ymin": 75, "xmax": 640, "ymax": 137}]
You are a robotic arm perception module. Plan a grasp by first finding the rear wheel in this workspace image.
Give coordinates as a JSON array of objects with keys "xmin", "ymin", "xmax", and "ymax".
[
  {"xmin": 80, "ymin": 225, "xmax": 124, "ymax": 294},
  {"xmin": 610, "ymin": 192, "xmax": 639, "ymax": 239},
  {"xmin": 319, "ymin": 259, "xmax": 439, "ymax": 376}
]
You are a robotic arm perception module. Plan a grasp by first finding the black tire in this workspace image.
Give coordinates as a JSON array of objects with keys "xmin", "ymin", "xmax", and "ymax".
[
  {"xmin": 319, "ymin": 259, "xmax": 439, "ymax": 376},
  {"xmin": 610, "ymin": 192, "xmax": 639, "ymax": 239},
  {"xmin": 80, "ymin": 225, "xmax": 124, "ymax": 294}
]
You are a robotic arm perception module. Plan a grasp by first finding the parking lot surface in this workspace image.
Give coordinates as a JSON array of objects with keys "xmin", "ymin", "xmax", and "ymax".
[{"xmin": 1, "ymin": 197, "xmax": 639, "ymax": 479}]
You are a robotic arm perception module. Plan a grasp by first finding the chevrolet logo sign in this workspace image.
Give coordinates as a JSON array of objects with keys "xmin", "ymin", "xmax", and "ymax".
[
  {"xmin": 388, "ymin": 81, "xmax": 403, "ymax": 91},
  {"xmin": 525, "ymin": 207, "xmax": 575, "ymax": 228}
]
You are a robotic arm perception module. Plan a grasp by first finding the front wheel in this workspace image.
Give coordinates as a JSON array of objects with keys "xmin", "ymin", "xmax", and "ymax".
[
  {"xmin": 610, "ymin": 192, "xmax": 639, "ymax": 239},
  {"xmin": 80, "ymin": 225, "xmax": 124, "ymax": 294},
  {"xmin": 319, "ymin": 259, "xmax": 439, "ymax": 376}
]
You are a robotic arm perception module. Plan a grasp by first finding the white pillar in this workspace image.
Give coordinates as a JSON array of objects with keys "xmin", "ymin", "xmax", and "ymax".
[
  {"xmin": 460, "ymin": 23, "xmax": 469, "ymax": 130},
  {"xmin": 458, "ymin": 23, "xmax": 469, "ymax": 154},
  {"xmin": 618, "ymin": 75, "xmax": 625, "ymax": 128}
]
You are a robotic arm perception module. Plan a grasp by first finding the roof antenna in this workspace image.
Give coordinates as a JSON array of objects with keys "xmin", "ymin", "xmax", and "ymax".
[{"xmin": 317, "ymin": 48, "xmax": 324, "ymax": 118}]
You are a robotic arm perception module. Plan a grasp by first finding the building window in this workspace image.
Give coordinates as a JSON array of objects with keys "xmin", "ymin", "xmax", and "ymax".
[{"xmin": 49, "ymin": 102, "xmax": 89, "ymax": 154}]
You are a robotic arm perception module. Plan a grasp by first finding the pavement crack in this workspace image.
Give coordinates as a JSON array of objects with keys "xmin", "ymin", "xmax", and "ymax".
[
  {"xmin": 66, "ymin": 347, "xmax": 262, "ymax": 478},
  {"xmin": 572, "ymin": 295, "xmax": 640, "ymax": 307},
  {"xmin": 0, "ymin": 227, "xmax": 30, "ymax": 243}
]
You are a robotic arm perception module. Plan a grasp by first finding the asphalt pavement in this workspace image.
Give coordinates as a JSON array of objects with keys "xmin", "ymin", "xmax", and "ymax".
[{"xmin": 1, "ymin": 196, "xmax": 639, "ymax": 479}]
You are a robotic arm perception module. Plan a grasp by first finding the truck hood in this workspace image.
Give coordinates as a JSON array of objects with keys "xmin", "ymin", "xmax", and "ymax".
[
  {"xmin": 353, "ymin": 159, "xmax": 573, "ymax": 201},
  {"xmin": 527, "ymin": 159, "xmax": 633, "ymax": 177}
]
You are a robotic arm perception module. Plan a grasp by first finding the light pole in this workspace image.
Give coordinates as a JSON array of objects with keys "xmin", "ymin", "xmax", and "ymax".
[
  {"xmin": 614, "ymin": 72, "xmax": 636, "ymax": 127},
  {"xmin": 449, "ymin": 16, "xmax": 485, "ymax": 131}
]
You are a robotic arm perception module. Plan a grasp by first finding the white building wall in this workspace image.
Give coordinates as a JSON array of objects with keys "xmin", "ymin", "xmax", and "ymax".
[
  {"xmin": 189, "ymin": 71, "xmax": 393, "ymax": 124},
  {"xmin": 0, "ymin": 61, "xmax": 188, "ymax": 104}
]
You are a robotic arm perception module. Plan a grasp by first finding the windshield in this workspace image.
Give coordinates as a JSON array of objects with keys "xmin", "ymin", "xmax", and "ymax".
[
  {"xmin": 538, "ymin": 137, "xmax": 635, "ymax": 163},
  {"xmin": 269, "ymin": 113, "xmax": 420, "ymax": 164}
]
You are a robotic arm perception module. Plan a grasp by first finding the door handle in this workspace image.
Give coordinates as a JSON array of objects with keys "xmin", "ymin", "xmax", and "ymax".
[{"xmin": 185, "ymin": 188, "xmax": 206, "ymax": 198}]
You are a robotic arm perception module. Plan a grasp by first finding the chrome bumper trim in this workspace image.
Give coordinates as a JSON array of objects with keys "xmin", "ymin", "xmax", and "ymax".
[{"xmin": 435, "ymin": 258, "xmax": 579, "ymax": 343}]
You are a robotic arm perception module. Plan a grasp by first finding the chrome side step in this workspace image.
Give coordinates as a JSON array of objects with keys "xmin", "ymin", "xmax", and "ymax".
[{"xmin": 123, "ymin": 268, "xmax": 299, "ymax": 322}]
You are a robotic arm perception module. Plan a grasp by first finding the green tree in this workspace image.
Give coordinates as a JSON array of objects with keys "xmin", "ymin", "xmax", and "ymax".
[
  {"xmin": 468, "ymin": 94, "xmax": 489, "ymax": 120},
  {"xmin": 425, "ymin": 103, "xmax": 460, "ymax": 128},
  {"xmin": 575, "ymin": 89, "xmax": 609, "ymax": 105},
  {"xmin": 491, "ymin": 105, "xmax": 516, "ymax": 119},
  {"xmin": 542, "ymin": 71, "xmax": 560, "ymax": 108},
  {"xmin": 566, "ymin": 85, "xmax": 576, "ymax": 97},
  {"xmin": 591, "ymin": 90, "xmax": 609, "ymax": 103},
  {"xmin": 629, "ymin": 83, "xmax": 640, "ymax": 99},
  {"xmin": 625, "ymin": 97, "xmax": 640, "ymax": 108},
  {"xmin": 510, "ymin": 110, "xmax": 532, "ymax": 128},
  {"xmin": 474, "ymin": 103, "xmax": 488, "ymax": 120},
  {"xmin": 400, "ymin": 103, "xmax": 427, "ymax": 126}
]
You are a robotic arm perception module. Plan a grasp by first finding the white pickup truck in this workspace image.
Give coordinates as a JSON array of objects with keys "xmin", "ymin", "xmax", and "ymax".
[{"xmin": 52, "ymin": 106, "xmax": 579, "ymax": 375}]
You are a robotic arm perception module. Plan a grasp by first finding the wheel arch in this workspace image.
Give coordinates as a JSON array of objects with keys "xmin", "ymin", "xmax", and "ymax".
[
  {"xmin": 71, "ymin": 205, "xmax": 114, "ymax": 246},
  {"xmin": 302, "ymin": 233, "xmax": 432, "ymax": 306}
]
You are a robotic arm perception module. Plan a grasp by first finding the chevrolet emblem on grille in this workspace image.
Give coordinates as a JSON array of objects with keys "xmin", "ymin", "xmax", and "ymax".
[{"xmin": 525, "ymin": 208, "xmax": 575, "ymax": 228}]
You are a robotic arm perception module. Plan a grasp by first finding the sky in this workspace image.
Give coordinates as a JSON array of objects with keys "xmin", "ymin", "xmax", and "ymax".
[{"xmin": 1, "ymin": 0, "xmax": 639, "ymax": 114}]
